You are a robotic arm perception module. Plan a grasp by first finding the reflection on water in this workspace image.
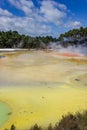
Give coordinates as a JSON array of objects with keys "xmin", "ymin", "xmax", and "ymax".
[{"xmin": 0, "ymin": 50, "xmax": 87, "ymax": 129}]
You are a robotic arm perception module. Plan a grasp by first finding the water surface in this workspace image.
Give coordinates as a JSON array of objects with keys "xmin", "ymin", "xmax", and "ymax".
[{"xmin": 0, "ymin": 102, "xmax": 11, "ymax": 127}]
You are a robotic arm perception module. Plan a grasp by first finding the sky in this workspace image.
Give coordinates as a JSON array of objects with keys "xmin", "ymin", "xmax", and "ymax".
[{"xmin": 0, "ymin": 0, "xmax": 87, "ymax": 37}]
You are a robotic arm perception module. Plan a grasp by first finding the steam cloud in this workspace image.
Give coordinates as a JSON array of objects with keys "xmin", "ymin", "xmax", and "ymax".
[{"xmin": 48, "ymin": 42, "xmax": 87, "ymax": 56}]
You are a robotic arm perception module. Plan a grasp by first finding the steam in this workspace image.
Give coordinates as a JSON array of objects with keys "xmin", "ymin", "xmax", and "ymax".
[{"xmin": 48, "ymin": 42, "xmax": 87, "ymax": 56}]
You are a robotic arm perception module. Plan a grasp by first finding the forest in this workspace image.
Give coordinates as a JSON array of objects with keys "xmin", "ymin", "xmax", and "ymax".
[
  {"xmin": 0, "ymin": 27, "xmax": 87, "ymax": 49},
  {"xmin": 0, "ymin": 31, "xmax": 57, "ymax": 49}
]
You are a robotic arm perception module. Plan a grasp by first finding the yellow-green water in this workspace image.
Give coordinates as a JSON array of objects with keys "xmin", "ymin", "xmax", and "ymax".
[
  {"xmin": 0, "ymin": 102, "xmax": 11, "ymax": 127},
  {"xmin": 0, "ymin": 50, "xmax": 87, "ymax": 129}
]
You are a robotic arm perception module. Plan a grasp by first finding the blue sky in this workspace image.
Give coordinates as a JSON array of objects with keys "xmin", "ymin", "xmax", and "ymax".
[{"xmin": 0, "ymin": 0, "xmax": 87, "ymax": 37}]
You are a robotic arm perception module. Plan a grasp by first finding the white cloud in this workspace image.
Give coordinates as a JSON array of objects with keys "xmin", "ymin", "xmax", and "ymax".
[
  {"xmin": 40, "ymin": 0, "xmax": 66, "ymax": 25},
  {"xmin": 0, "ymin": 0, "xmax": 82, "ymax": 36},
  {"xmin": 0, "ymin": 16, "xmax": 51, "ymax": 35},
  {"xmin": 57, "ymin": 3, "xmax": 67, "ymax": 10},
  {"xmin": 8, "ymin": 0, "xmax": 34, "ymax": 15},
  {"xmin": 72, "ymin": 21, "xmax": 82, "ymax": 28},
  {"xmin": 0, "ymin": 8, "xmax": 13, "ymax": 16},
  {"xmin": 65, "ymin": 21, "xmax": 82, "ymax": 28}
]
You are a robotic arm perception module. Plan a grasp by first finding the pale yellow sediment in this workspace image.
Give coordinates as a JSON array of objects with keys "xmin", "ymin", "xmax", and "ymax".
[
  {"xmin": 0, "ymin": 85, "xmax": 87, "ymax": 130},
  {"xmin": 0, "ymin": 51, "xmax": 87, "ymax": 130}
]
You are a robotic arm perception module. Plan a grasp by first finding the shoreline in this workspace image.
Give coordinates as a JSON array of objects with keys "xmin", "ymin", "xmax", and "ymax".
[
  {"xmin": 0, "ymin": 48, "xmax": 29, "ymax": 52},
  {"xmin": 0, "ymin": 48, "xmax": 87, "ymax": 56}
]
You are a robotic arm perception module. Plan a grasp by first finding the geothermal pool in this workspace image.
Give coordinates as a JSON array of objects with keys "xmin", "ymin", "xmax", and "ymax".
[
  {"xmin": 0, "ymin": 102, "xmax": 11, "ymax": 127},
  {"xmin": 0, "ymin": 50, "xmax": 87, "ymax": 129}
]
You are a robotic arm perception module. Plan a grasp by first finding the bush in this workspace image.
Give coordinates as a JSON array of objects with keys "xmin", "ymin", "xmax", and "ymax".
[
  {"xmin": 4, "ymin": 110, "xmax": 87, "ymax": 130},
  {"xmin": 29, "ymin": 124, "xmax": 42, "ymax": 130},
  {"xmin": 10, "ymin": 124, "xmax": 16, "ymax": 130}
]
